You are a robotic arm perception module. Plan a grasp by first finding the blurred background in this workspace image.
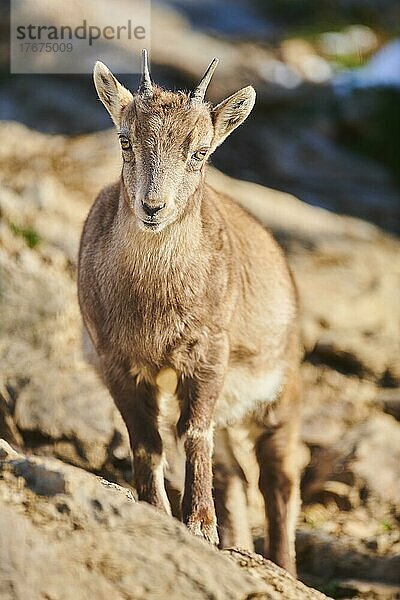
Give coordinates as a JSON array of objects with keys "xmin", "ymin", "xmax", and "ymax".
[
  {"xmin": 1, "ymin": 0, "xmax": 400, "ymax": 229},
  {"xmin": 0, "ymin": 1, "xmax": 399, "ymax": 599}
]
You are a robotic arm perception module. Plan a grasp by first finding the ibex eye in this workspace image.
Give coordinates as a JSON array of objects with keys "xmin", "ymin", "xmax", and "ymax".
[
  {"xmin": 192, "ymin": 150, "xmax": 207, "ymax": 161},
  {"xmin": 119, "ymin": 136, "xmax": 132, "ymax": 151}
]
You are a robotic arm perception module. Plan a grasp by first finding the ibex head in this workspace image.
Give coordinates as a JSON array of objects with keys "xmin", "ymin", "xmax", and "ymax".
[{"xmin": 94, "ymin": 50, "xmax": 256, "ymax": 232}]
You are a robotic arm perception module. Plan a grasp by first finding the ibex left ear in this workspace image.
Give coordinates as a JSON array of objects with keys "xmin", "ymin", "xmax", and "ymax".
[{"xmin": 211, "ymin": 86, "xmax": 256, "ymax": 150}]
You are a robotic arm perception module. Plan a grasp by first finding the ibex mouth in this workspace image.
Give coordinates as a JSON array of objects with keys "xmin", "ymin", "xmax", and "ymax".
[{"xmin": 140, "ymin": 219, "xmax": 164, "ymax": 232}]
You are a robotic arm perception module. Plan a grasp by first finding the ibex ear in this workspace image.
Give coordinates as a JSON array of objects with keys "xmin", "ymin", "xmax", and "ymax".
[
  {"xmin": 93, "ymin": 61, "xmax": 133, "ymax": 127},
  {"xmin": 211, "ymin": 86, "xmax": 256, "ymax": 150}
]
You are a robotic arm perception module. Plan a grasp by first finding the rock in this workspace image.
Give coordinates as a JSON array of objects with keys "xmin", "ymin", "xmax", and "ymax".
[
  {"xmin": 297, "ymin": 529, "xmax": 400, "ymax": 584},
  {"xmin": 225, "ymin": 549, "xmax": 329, "ymax": 599},
  {"xmin": 0, "ymin": 440, "xmax": 19, "ymax": 459},
  {"xmin": 0, "ymin": 441, "xmax": 330, "ymax": 600},
  {"xmin": 219, "ymin": 118, "xmax": 400, "ymax": 233},
  {"xmin": 0, "ymin": 242, "xmax": 125, "ymax": 471},
  {"xmin": 0, "ymin": 392, "xmax": 23, "ymax": 447},
  {"xmin": 0, "ymin": 125, "xmax": 130, "ymax": 472},
  {"xmin": 302, "ymin": 408, "xmax": 400, "ymax": 517},
  {"xmin": 330, "ymin": 578, "xmax": 400, "ymax": 600},
  {"xmin": 341, "ymin": 413, "xmax": 400, "ymax": 507},
  {"xmin": 300, "ymin": 364, "xmax": 376, "ymax": 448},
  {"xmin": 375, "ymin": 388, "xmax": 400, "ymax": 421}
]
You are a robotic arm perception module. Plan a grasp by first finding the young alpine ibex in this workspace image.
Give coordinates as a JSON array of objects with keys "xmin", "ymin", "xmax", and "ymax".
[{"xmin": 78, "ymin": 50, "xmax": 301, "ymax": 576}]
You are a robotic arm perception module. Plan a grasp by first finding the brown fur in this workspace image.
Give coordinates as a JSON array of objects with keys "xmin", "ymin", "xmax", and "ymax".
[{"xmin": 78, "ymin": 59, "xmax": 301, "ymax": 576}]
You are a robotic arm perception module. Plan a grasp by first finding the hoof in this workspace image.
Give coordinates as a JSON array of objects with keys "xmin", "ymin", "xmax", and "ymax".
[{"xmin": 187, "ymin": 517, "xmax": 219, "ymax": 546}]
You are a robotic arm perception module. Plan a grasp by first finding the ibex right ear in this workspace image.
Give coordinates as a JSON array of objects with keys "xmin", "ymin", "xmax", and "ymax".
[
  {"xmin": 93, "ymin": 61, "xmax": 133, "ymax": 127},
  {"xmin": 211, "ymin": 86, "xmax": 256, "ymax": 151}
]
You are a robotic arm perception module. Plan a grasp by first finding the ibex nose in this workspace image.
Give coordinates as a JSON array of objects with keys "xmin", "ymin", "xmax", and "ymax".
[{"xmin": 141, "ymin": 200, "xmax": 165, "ymax": 218}]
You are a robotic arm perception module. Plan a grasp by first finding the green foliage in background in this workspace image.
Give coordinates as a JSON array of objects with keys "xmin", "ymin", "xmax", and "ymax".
[{"xmin": 10, "ymin": 223, "xmax": 41, "ymax": 249}]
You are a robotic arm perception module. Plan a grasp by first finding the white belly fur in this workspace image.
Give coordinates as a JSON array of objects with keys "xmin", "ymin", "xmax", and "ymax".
[
  {"xmin": 157, "ymin": 364, "xmax": 285, "ymax": 429},
  {"xmin": 214, "ymin": 363, "xmax": 285, "ymax": 426}
]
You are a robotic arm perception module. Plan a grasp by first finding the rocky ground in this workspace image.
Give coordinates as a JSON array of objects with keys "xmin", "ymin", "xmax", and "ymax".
[
  {"xmin": 0, "ymin": 439, "xmax": 329, "ymax": 600},
  {"xmin": 0, "ymin": 121, "xmax": 399, "ymax": 599}
]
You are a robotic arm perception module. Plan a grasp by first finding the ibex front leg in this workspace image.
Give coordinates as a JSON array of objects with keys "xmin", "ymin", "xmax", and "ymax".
[
  {"xmin": 177, "ymin": 336, "xmax": 228, "ymax": 545},
  {"xmin": 105, "ymin": 363, "xmax": 171, "ymax": 514}
]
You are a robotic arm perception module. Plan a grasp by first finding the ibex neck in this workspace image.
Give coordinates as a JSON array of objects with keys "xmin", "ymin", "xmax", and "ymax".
[{"xmin": 115, "ymin": 183, "xmax": 205, "ymax": 276}]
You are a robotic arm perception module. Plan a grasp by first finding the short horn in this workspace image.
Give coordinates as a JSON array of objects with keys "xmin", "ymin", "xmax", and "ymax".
[
  {"xmin": 190, "ymin": 58, "xmax": 219, "ymax": 104},
  {"xmin": 138, "ymin": 49, "xmax": 153, "ymax": 98}
]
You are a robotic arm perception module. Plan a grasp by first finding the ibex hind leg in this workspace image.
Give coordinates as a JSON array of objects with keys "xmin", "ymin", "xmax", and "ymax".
[
  {"xmin": 213, "ymin": 428, "xmax": 253, "ymax": 551},
  {"xmin": 254, "ymin": 371, "xmax": 301, "ymax": 577}
]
